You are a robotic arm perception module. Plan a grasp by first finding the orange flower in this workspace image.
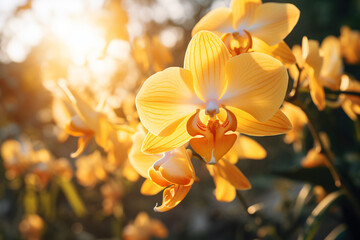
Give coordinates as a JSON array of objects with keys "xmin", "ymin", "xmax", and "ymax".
[
  {"xmin": 136, "ymin": 31, "xmax": 291, "ymax": 164},
  {"xmin": 192, "ymin": 0, "xmax": 300, "ymax": 65},
  {"xmin": 123, "ymin": 212, "xmax": 168, "ymax": 240}
]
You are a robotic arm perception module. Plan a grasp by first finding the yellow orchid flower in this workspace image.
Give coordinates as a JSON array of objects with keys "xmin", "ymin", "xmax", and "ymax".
[
  {"xmin": 291, "ymin": 37, "xmax": 325, "ymax": 110},
  {"xmin": 129, "ymin": 128, "xmax": 195, "ymax": 212},
  {"xmin": 123, "ymin": 212, "xmax": 168, "ymax": 240},
  {"xmin": 130, "ymin": 127, "xmax": 262, "ymax": 207},
  {"xmin": 340, "ymin": 26, "xmax": 360, "ymax": 64},
  {"xmin": 339, "ymin": 75, "xmax": 360, "ymax": 120},
  {"xmin": 136, "ymin": 31, "xmax": 292, "ymax": 164},
  {"xmin": 59, "ymin": 83, "xmax": 133, "ymax": 170},
  {"xmin": 320, "ymin": 36, "xmax": 343, "ymax": 90},
  {"xmin": 291, "ymin": 36, "xmax": 343, "ymax": 111},
  {"xmin": 281, "ymin": 102, "xmax": 307, "ymax": 152},
  {"xmin": 59, "ymin": 83, "xmax": 113, "ymax": 158},
  {"xmin": 192, "ymin": 0, "xmax": 300, "ymax": 65}
]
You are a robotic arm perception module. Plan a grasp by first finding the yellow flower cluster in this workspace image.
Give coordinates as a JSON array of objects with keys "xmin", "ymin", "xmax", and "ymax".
[{"xmin": 132, "ymin": 0, "xmax": 301, "ymax": 211}]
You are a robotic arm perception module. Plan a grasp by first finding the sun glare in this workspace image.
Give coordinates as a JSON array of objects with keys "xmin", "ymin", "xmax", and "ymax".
[{"xmin": 51, "ymin": 18, "xmax": 106, "ymax": 66}]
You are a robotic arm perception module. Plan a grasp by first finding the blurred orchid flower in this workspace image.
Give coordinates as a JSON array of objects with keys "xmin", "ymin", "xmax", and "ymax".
[
  {"xmin": 192, "ymin": 0, "xmax": 300, "ymax": 65},
  {"xmin": 123, "ymin": 212, "xmax": 168, "ymax": 240},
  {"xmin": 136, "ymin": 31, "xmax": 291, "ymax": 164},
  {"xmin": 339, "ymin": 75, "xmax": 360, "ymax": 120},
  {"xmin": 340, "ymin": 26, "xmax": 360, "ymax": 64},
  {"xmin": 59, "ymin": 82, "xmax": 134, "ymax": 169},
  {"xmin": 1, "ymin": 139, "xmax": 32, "ymax": 180},
  {"xmin": 290, "ymin": 36, "xmax": 344, "ymax": 111},
  {"xmin": 1, "ymin": 139, "xmax": 73, "ymax": 189}
]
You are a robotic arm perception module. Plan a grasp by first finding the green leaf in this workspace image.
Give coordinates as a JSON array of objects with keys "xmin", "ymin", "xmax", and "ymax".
[
  {"xmin": 325, "ymin": 225, "xmax": 349, "ymax": 240},
  {"xmin": 293, "ymin": 184, "xmax": 313, "ymax": 220},
  {"xmin": 39, "ymin": 191, "xmax": 51, "ymax": 218},
  {"xmin": 299, "ymin": 190, "xmax": 344, "ymax": 240},
  {"xmin": 57, "ymin": 177, "xmax": 87, "ymax": 217},
  {"xmin": 24, "ymin": 187, "xmax": 37, "ymax": 214}
]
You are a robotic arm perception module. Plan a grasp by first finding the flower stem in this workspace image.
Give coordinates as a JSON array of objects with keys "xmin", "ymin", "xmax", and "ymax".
[{"xmin": 290, "ymin": 98, "xmax": 360, "ymax": 217}]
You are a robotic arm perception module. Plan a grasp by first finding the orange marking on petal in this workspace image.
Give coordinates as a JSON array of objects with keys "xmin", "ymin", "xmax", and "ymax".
[
  {"xmin": 70, "ymin": 133, "xmax": 93, "ymax": 158},
  {"xmin": 187, "ymin": 108, "xmax": 237, "ymax": 164},
  {"xmin": 65, "ymin": 122, "xmax": 93, "ymax": 137}
]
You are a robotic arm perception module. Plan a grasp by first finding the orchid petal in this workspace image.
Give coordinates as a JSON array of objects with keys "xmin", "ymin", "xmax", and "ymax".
[
  {"xmin": 184, "ymin": 31, "xmax": 230, "ymax": 102},
  {"xmin": 142, "ymin": 116, "xmax": 192, "ymax": 155},
  {"xmin": 207, "ymin": 165, "xmax": 236, "ymax": 202},
  {"xmin": 60, "ymin": 84, "xmax": 99, "ymax": 130},
  {"xmin": 247, "ymin": 3, "xmax": 300, "ymax": 46},
  {"xmin": 223, "ymin": 52, "xmax": 288, "ymax": 122},
  {"xmin": 225, "ymin": 135, "xmax": 266, "ymax": 164},
  {"xmin": 128, "ymin": 130, "xmax": 163, "ymax": 178},
  {"xmin": 148, "ymin": 168, "xmax": 171, "ymax": 188},
  {"xmin": 192, "ymin": 8, "xmax": 233, "ymax": 36},
  {"xmin": 251, "ymin": 37, "xmax": 296, "ymax": 66},
  {"xmin": 230, "ymin": 0, "xmax": 261, "ymax": 30},
  {"xmin": 219, "ymin": 106, "xmax": 292, "ymax": 136},
  {"xmin": 303, "ymin": 37, "xmax": 323, "ymax": 76},
  {"xmin": 140, "ymin": 179, "xmax": 164, "ymax": 196},
  {"xmin": 309, "ymin": 72, "xmax": 326, "ymax": 111},
  {"xmin": 65, "ymin": 119, "xmax": 93, "ymax": 137},
  {"xmin": 156, "ymin": 149, "xmax": 194, "ymax": 186},
  {"xmin": 154, "ymin": 185, "xmax": 192, "ymax": 212},
  {"xmin": 70, "ymin": 134, "xmax": 93, "ymax": 158},
  {"xmin": 122, "ymin": 161, "xmax": 140, "ymax": 182},
  {"xmin": 216, "ymin": 159, "xmax": 251, "ymax": 190},
  {"xmin": 292, "ymin": 44, "xmax": 305, "ymax": 68},
  {"xmin": 320, "ymin": 36, "xmax": 343, "ymax": 89},
  {"xmin": 136, "ymin": 67, "xmax": 198, "ymax": 136}
]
